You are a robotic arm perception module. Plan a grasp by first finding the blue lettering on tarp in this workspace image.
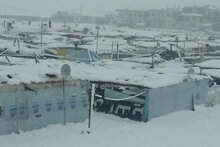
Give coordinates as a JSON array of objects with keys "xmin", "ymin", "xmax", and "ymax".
[
  {"xmin": 32, "ymin": 103, "xmax": 40, "ymax": 114},
  {"xmin": 196, "ymin": 93, "xmax": 200, "ymax": 100},
  {"xmin": 69, "ymin": 100, "xmax": 76, "ymax": 109},
  {"xmin": 19, "ymin": 106, "xmax": 25, "ymax": 116},
  {"xmin": 196, "ymin": 80, "xmax": 201, "ymax": 86},
  {"xmin": 9, "ymin": 106, "xmax": 17, "ymax": 117},
  {"xmin": 81, "ymin": 98, "xmax": 88, "ymax": 107},
  {"xmin": 45, "ymin": 103, "xmax": 52, "ymax": 112},
  {"xmin": 57, "ymin": 100, "xmax": 64, "ymax": 110}
]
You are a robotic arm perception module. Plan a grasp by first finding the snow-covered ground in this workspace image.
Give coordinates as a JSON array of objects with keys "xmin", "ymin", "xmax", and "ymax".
[
  {"xmin": 0, "ymin": 19, "xmax": 220, "ymax": 147},
  {"xmin": 0, "ymin": 104, "xmax": 220, "ymax": 147}
]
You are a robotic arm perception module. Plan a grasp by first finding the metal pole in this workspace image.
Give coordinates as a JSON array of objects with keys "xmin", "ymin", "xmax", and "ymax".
[
  {"xmin": 63, "ymin": 77, "xmax": 66, "ymax": 125},
  {"xmin": 88, "ymin": 84, "xmax": 95, "ymax": 134}
]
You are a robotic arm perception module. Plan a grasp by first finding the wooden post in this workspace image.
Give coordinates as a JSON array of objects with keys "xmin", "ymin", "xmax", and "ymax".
[
  {"xmin": 88, "ymin": 84, "xmax": 95, "ymax": 134},
  {"xmin": 116, "ymin": 44, "xmax": 119, "ymax": 61},
  {"xmin": 192, "ymin": 94, "xmax": 195, "ymax": 111},
  {"xmin": 111, "ymin": 42, "xmax": 114, "ymax": 60},
  {"xmin": 40, "ymin": 23, "xmax": 43, "ymax": 44},
  {"xmin": 151, "ymin": 52, "xmax": 154, "ymax": 68},
  {"xmin": 96, "ymin": 30, "xmax": 99, "ymax": 53},
  {"xmin": 17, "ymin": 39, "xmax": 20, "ymax": 55}
]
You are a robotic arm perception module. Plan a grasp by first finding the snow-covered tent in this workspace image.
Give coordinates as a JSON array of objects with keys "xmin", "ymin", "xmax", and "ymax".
[{"xmin": 91, "ymin": 78, "xmax": 208, "ymax": 122}]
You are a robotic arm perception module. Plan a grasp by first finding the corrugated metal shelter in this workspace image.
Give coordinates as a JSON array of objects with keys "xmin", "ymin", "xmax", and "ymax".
[
  {"xmin": 92, "ymin": 79, "xmax": 208, "ymax": 122},
  {"xmin": 0, "ymin": 80, "xmax": 89, "ymax": 135}
]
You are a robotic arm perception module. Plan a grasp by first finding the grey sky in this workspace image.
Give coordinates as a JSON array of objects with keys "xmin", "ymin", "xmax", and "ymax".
[{"xmin": 0, "ymin": 0, "xmax": 219, "ymax": 17}]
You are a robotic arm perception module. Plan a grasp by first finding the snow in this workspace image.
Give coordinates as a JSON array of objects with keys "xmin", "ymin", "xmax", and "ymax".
[
  {"xmin": 122, "ymin": 54, "xmax": 164, "ymax": 64},
  {"xmin": 0, "ymin": 39, "xmax": 50, "ymax": 56},
  {"xmin": 196, "ymin": 60, "xmax": 220, "ymax": 69},
  {"xmin": 0, "ymin": 57, "xmax": 205, "ymax": 88},
  {"xmin": 0, "ymin": 17, "xmax": 219, "ymax": 147},
  {"xmin": 1, "ymin": 20, "xmax": 220, "ymax": 57},
  {"xmin": 1, "ymin": 104, "xmax": 220, "ymax": 147},
  {"xmin": 202, "ymin": 69, "xmax": 220, "ymax": 79}
]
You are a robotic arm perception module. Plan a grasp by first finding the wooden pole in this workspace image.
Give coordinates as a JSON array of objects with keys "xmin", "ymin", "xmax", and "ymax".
[
  {"xmin": 40, "ymin": 23, "xmax": 43, "ymax": 44},
  {"xmin": 116, "ymin": 44, "xmax": 119, "ymax": 61},
  {"xmin": 111, "ymin": 42, "xmax": 114, "ymax": 60},
  {"xmin": 88, "ymin": 84, "xmax": 95, "ymax": 134},
  {"xmin": 96, "ymin": 30, "xmax": 99, "ymax": 53}
]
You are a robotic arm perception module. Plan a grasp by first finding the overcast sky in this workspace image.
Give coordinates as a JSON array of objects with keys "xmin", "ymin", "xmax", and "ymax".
[{"xmin": 0, "ymin": 0, "xmax": 219, "ymax": 17}]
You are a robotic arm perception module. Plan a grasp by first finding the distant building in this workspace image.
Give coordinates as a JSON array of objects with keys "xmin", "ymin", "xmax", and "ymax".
[
  {"xmin": 0, "ymin": 14, "xmax": 45, "ymax": 22},
  {"xmin": 212, "ymin": 23, "xmax": 220, "ymax": 31},
  {"xmin": 181, "ymin": 13, "xmax": 206, "ymax": 30},
  {"xmin": 51, "ymin": 11, "xmax": 77, "ymax": 23},
  {"xmin": 51, "ymin": 11, "xmax": 110, "ymax": 25},
  {"xmin": 115, "ymin": 7, "xmax": 215, "ymax": 30},
  {"xmin": 182, "ymin": 5, "xmax": 220, "ymax": 22},
  {"xmin": 116, "ymin": 9, "xmax": 148, "ymax": 27},
  {"xmin": 147, "ymin": 8, "xmax": 181, "ymax": 29}
]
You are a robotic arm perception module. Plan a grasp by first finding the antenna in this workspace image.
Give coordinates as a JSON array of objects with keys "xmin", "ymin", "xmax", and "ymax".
[
  {"xmin": 61, "ymin": 64, "xmax": 71, "ymax": 125},
  {"xmin": 61, "ymin": 64, "xmax": 71, "ymax": 79}
]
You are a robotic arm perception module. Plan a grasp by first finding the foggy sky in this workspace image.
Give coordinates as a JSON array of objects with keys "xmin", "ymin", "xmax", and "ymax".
[{"xmin": 0, "ymin": 0, "xmax": 219, "ymax": 17}]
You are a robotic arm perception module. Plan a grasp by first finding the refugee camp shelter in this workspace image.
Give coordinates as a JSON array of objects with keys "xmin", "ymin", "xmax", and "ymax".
[
  {"xmin": 91, "ymin": 75, "xmax": 208, "ymax": 122},
  {"xmin": 0, "ymin": 55, "xmax": 209, "ymax": 128},
  {"xmin": 0, "ymin": 55, "xmax": 93, "ymax": 135},
  {"xmin": 196, "ymin": 59, "xmax": 220, "ymax": 104},
  {"xmin": 0, "ymin": 80, "xmax": 88, "ymax": 135}
]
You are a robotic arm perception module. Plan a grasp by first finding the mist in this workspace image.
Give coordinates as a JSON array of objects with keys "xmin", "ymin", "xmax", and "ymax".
[{"xmin": 0, "ymin": 0, "xmax": 219, "ymax": 17}]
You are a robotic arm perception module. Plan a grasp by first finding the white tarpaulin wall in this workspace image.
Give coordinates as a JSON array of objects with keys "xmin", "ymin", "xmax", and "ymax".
[
  {"xmin": 0, "ymin": 80, "xmax": 89, "ymax": 135},
  {"xmin": 215, "ymin": 85, "xmax": 220, "ymax": 104},
  {"xmin": 207, "ymin": 85, "xmax": 220, "ymax": 105}
]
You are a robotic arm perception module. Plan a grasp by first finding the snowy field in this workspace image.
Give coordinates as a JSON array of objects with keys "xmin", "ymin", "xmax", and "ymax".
[{"xmin": 0, "ymin": 105, "xmax": 220, "ymax": 147}]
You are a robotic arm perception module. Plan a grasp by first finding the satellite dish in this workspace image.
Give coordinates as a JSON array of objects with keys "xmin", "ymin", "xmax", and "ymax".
[
  {"xmin": 187, "ymin": 67, "xmax": 195, "ymax": 81},
  {"xmin": 61, "ymin": 64, "xmax": 71, "ymax": 79}
]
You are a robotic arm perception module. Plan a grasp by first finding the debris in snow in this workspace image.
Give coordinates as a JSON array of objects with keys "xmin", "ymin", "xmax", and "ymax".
[
  {"xmin": 45, "ymin": 73, "xmax": 57, "ymax": 79},
  {"xmin": 7, "ymin": 74, "xmax": 12, "ymax": 79}
]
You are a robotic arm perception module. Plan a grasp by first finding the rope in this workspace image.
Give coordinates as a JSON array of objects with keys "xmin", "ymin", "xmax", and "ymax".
[{"xmin": 104, "ymin": 92, "xmax": 145, "ymax": 101}]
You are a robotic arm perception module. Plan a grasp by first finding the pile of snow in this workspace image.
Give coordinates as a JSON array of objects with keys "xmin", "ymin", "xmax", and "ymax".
[{"xmin": 0, "ymin": 105, "xmax": 220, "ymax": 147}]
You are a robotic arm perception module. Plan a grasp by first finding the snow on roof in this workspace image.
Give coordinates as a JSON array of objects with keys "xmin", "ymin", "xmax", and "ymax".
[
  {"xmin": 0, "ymin": 57, "xmax": 205, "ymax": 88},
  {"xmin": 81, "ymin": 37, "xmax": 134, "ymax": 53},
  {"xmin": 0, "ymin": 39, "xmax": 56, "ymax": 56},
  {"xmin": 196, "ymin": 59, "xmax": 220, "ymax": 69},
  {"xmin": 195, "ymin": 60, "xmax": 220, "ymax": 78},
  {"xmin": 202, "ymin": 69, "xmax": 220, "ymax": 79}
]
